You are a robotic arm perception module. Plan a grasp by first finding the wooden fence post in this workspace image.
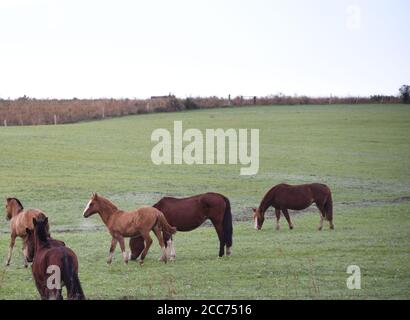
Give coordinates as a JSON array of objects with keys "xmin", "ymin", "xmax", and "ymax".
[
  {"xmin": 3, "ymin": 120, "xmax": 7, "ymax": 127},
  {"xmin": 54, "ymin": 114, "xmax": 57, "ymax": 125}
]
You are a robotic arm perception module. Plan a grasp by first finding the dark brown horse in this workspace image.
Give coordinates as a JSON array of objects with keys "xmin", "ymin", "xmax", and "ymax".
[
  {"xmin": 252, "ymin": 183, "xmax": 334, "ymax": 231},
  {"xmin": 24, "ymin": 217, "xmax": 85, "ymax": 300},
  {"xmin": 129, "ymin": 192, "xmax": 233, "ymax": 259}
]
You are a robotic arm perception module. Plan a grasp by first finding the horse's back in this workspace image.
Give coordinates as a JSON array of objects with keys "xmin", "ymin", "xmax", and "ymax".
[
  {"xmin": 12, "ymin": 209, "xmax": 46, "ymax": 236},
  {"xmin": 156, "ymin": 192, "xmax": 225, "ymax": 206},
  {"xmin": 35, "ymin": 244, "xmax": 79, "ymax": 280},
  {"xmin": 196, "ymin": 193, "xmax": 228, "ymax": 212},
  {"xmin": 276, "ymin": 183, "xmax": 330, "ymax": 193},
  {"xmin": 153, "ymin": 192, "xmax": 227, "ymax": 231},
  {"xmin": 132, "ymin": 206, "xmax": 162, "ymax": 220},
  {"xmin": 309, "ymin": 183, "xmax": 331, "ymax": 192},
  {"xmin": 270, "ymin": 183, "xmax": 331, "ymax": 210}
]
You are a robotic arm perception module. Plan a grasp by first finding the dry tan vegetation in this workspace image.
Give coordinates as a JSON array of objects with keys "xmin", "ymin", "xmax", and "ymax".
[{"xmin": 0, "ymin": 94, "xmax": 400, "ymax": 126}]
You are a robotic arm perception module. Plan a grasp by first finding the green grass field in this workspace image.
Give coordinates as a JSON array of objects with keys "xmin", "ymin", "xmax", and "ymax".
[{"xmin": 0, "ymin": 104, "xmax": 409, "ymax": 299}]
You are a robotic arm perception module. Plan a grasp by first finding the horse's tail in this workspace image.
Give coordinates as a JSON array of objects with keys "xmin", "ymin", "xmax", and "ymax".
[
  {"xmin": 222, "ymin": 196, "xmax": 233, "ymax": 248},
  {"xmin": 61, "ymin": 252, "xmax": 85, "ymax": 300},
  {"xmin": 157, "ymin": 211, "xmax": 177, "ymax": 235},
  {"xmin": 324, "ymin": 192, "xmax": 333, "ymax": 222}
]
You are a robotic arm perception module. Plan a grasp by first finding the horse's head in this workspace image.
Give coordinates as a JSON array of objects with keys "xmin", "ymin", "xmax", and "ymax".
[
  {"xmin": 24, "ymin": 228, "xmax": 35, "ymax": 263},
  {"xmin": 83, "ymin": 193, "xmax": 100, "ymax": 218},
  {"xmin": 5, "ymin": 198, "xmax": 23, "ymax": 220},
  {"xmin": 33, "ymin": 216, "xmax": 49, "ymax": 242},
  {"xmin": 25, "ymin": 216, "xmax": 51, "ymax": 262},
  {"xmin": 252, "ymin": 208, "xmax": 264, "ymax": 230}
]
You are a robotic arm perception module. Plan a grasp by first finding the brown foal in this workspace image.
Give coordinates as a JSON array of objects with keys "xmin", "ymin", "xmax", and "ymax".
[
  {"xmin": 5, "ymin": 198, "xmax": 48, "ymax": 267},
  {"xmin": 82, "ymin": 193, "xmax": 176, "ymax": 265}
]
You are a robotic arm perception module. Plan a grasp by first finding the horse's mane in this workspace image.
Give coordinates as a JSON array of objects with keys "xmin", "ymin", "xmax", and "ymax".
[
  {"xmin": 97, "ymin": 196, "xmax": 119, "ymax": 213},
  {"xmin": 7, "ymin": 198, "xmax": 24, "ymax": 212},
  {"xmin": 258, "ymin": 185, "xmax": 280, "ymax": 214}
]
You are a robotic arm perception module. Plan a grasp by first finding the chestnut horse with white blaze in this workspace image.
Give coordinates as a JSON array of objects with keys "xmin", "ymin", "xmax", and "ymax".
[
  {"xmin": 4, "ymin": 198, "xmax": 49, "ymax": 267},
  {"xmin": 82, "ymin": 193, "xmax": 176, "ymax": 265},
  {"xmin": 252, "ymin": 183, "xmax": 334, "ymax": 231},
  {"xmin": 129, "ymin": 192, "xmax": 233, "ymax": 260}
]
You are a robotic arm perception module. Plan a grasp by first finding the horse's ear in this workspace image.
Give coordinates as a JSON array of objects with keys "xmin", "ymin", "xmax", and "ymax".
[
  {"xmin": 252, "ymin": 208, "xmax": 257, "ymax": 212},
  {"xmin": 44, "ymin": 217, "xmax": 48, "ymax": 225},
  {"xmin": 32, "ymin": 218, "xmax": 37, "ymax": 226},
  {"xmin": 26, "ymin": 228, "xmax": 31, "ymax": 235}
]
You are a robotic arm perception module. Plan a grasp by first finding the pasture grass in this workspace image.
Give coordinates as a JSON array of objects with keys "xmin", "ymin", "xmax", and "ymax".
[
  {"xmin": 0, "ymin": 104, "xmax": 409, "ymax": 299},
  {"xmin": 0, "ymin": 204, "xmax": 409, "ymax": 300}
]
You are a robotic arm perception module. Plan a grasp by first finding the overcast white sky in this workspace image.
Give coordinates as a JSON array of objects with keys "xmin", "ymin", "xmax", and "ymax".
[{"xmin": 0, "ymin": 0, "xmax": 409, "ymax": 99}]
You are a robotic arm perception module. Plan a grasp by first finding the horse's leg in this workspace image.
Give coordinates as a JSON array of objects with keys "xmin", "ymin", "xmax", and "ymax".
[
  {"xmin": 56, "ymin": 289, "xmax": 63, "ymax": 300},
  {"xmin": 47, "ymin": 289, "xmax": 63, "ymax": 300},
  {"xmin": 282, "ymin": 209, "xmax": 294, "ymax": 230},
  {"xmin": 152, "ymin": 226, "xmax": 168, "ymax": 263},
  {"xmin": 107, "ymin": 238, "xmax": 118, "ymax": 264},
  {"xmin": 275, "ymin": 208, "xmax": 281, "ymax": 230},
  {"xmin": 129, "ymin": 236, "xmax": 145, "ymax": 261},
  {"xmin": 328, "ymin": 219, "xmax": 335, "ymax": 230},
  {"xmin": 34, "ymin": 279, "xmax": 47, "ymax": 300},
  {"xmin": 318, "ymin": 213, "xmax": 324, "ymax": 231},
  {"xmin": 315, "ymin": 202, "xmax": 326, "ymax": 231},
  {"xmin": 210, "ymin": 217, "xmax": 225, "ymax": 257},
  {"xmin": 22, "ymin": 240, "xmax": 28, "ymax": 268},
  {"xmin": 117, "ymin": 236, "xmax": 128, "ymax": 264},
  {"xmin": 139, "ymin": 232, "xmax": 153, "ymax": 265},
  {"xmin": 169, "ymin": 236, "xmax": 176, "ymax": 260},
  {"xmin": 163, "ymin": 232, "xmax": 176, "ymax": 261},
  {"xmin": 6, "ymin": 233, "xmax": 16, "ymax": 266}
]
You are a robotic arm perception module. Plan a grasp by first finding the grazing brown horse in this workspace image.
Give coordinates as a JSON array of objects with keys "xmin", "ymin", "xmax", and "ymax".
[
  {"xmin": 24, "ymin": 217, "xmax": 85, "ymax": 300},
  {"xmin": 4, "ymin": 198, "xmax": 48, "ymax": 267},
  {"xmin": 129, "ymin": 192, "xmax": 233, "ymax": 260},
  {"xmin": 83, "ymin": 193, "xmax": 176, "ymax": 265},
  {"xmin": 252, "ymin": 183, "xmax": 334, "ymax": 231}
]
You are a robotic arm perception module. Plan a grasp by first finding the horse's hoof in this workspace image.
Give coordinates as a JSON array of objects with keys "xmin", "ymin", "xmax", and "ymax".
[
  {"xmin": 106, "ymin": 260, "xmax": 112, "ymax": 265},
  {"xmin": 289, "ymin": 226, "xmax": 294, "ymax": 230},
  {"xmin": 5, "ymin": 263, "xmax": 10, "ymax": 267},
  {"xmin": 318, "ymin": 227, "xmax": 323, "ymax": 231},
  {"xmin": 139, "ymin": 260, "xmax": 144, "ymax": 266},
  {"xmin": 275, "ymin": 226, "xmax": 280, "ymax": 231}
]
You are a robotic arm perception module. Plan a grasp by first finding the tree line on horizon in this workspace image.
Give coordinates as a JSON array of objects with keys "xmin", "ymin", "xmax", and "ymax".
[{"xmin": 0, "ymin": 86, "xmax": 408, "ymax": 127}]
